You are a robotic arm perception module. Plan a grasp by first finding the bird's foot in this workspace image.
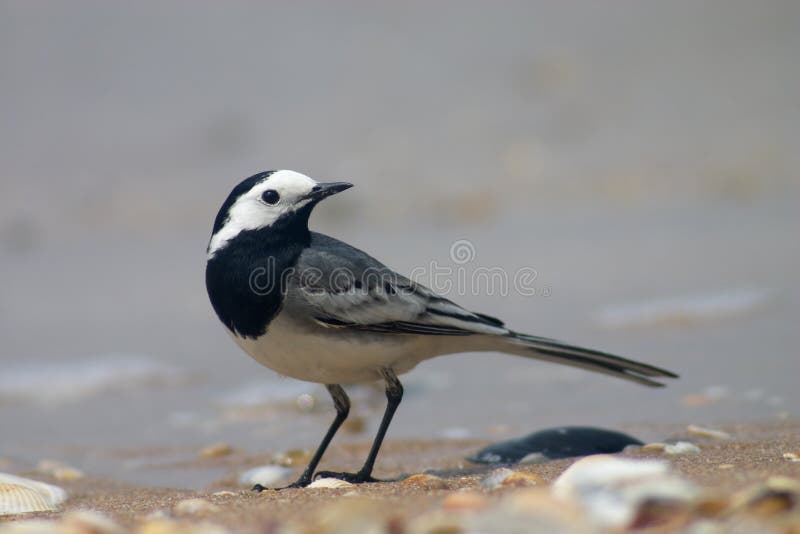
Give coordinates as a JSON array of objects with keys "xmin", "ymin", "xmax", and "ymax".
[{"xmin": 313, "ymin": 470, "xmax": 380, "ymax": 484}]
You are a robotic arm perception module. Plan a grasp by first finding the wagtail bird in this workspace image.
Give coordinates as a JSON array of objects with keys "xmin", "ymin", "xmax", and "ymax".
[{"xmin": 205, "ymin": 170, "xmax": 677, "ymax": 489}]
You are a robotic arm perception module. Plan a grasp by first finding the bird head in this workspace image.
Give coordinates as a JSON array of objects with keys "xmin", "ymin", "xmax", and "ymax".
[{"xmin": 208, "ymin": 170, "xmax": 352, "ymax": 257}]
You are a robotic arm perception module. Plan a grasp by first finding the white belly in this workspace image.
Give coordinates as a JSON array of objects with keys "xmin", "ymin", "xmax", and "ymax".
[{"xmin": 230, "ymin": 313, "xmax": 436, "ymax": 384}]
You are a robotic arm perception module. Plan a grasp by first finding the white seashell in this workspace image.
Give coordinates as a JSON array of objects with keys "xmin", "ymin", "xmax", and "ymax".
[
  {"xmin": 307, "ymin": 478, "xmax": 355, "ymax": 489},
  {"xmin": 0, "ymin": 473, "xmax": 67, "ymax": 516},
  {"xmin": 664, "ymin": 441, "xmax": 701, "ymax": 455},
  {"xmin": 237, "ymin": 465, "xmax": 292, "ymax": 488},
  {"xmin": 687, "ymin": 425, "xmax": 731, "ymax": 440},
  {"xmin": 552, "ymin": 455, "xmax": 697, "ymax": 528}
]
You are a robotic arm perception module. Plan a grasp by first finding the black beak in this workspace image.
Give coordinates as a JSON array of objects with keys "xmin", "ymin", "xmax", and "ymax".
[{"xmin": 302, "ymin": 181, "xmax": 353, "ymax": 202}]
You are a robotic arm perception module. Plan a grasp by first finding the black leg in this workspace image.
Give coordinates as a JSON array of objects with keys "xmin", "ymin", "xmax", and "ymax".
[
  {"xmin": 253, "ymin": 384, "xmax": 350, "ymax": 491},
  {"xmin": 315, "ymin": 368, "xmax": 403, "ymax": 484}
]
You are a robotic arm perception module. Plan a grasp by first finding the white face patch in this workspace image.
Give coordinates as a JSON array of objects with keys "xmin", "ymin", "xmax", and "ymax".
[{"xmin": 208, "ymin": 170, "xmax": 318, "ymax": 258}]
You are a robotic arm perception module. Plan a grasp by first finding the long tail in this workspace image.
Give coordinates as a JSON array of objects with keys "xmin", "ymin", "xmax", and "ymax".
[{"xmin": 497, "ymin": 331, "xmax": 678, "ymax": 387}]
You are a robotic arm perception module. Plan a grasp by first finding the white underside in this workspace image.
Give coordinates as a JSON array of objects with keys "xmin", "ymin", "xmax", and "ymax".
[{"xmin": 230, "ymin": 312, "xmax": 487, "ymax": 384}]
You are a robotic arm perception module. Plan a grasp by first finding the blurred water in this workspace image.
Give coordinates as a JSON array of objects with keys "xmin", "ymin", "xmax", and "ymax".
[{"xmin": 1, "ymin": 1, "xmax": 798, "ymax": 487}]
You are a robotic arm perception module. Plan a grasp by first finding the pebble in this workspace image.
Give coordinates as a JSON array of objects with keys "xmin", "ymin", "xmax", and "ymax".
[
  {"xmin": 441, "ymin": 491, "xmax": 489, "ymax": 511},
  {"xmin": 237, "ymin": 465, "xmax": 292, "ymax": 488},
  {"xmin": 173, "ymin": 498, "xmax": 220, "ymax": 515},
  {"xmin": 199, "ymin": 443, "xmax": 234, "ymax": 459},
  {"xmin": 0, "ymin": 473, "xmax": 67, "ymax": 516},
  {"xmin": 401, "ymin": 473, "xmax": 449, "ymax": 490},
  {"xmin": 481, "ymin": 468, "xmax": 542, "ymax": 489},
  {"xmin": 306, "ymin": 478, "xmax": 354, "ymax": 489},
  {"xmin": 687, "ymin": 425, "xmax": 731, "ymax": 440},
  {"xmin": 552, "ymin": 455, "xmax": 698, "ymax": 528}
]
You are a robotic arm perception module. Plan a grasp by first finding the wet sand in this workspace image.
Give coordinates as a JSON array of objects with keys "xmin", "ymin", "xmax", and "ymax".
[{"xmin": 3, "ymin": 419, "xmax": 800, "ymax": 532}]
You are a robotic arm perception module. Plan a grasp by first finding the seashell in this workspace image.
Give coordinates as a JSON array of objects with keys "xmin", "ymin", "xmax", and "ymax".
[
  {"xmin": 783, "ymin": 452, "xmax": 800, "ymax": 462},
  {"xmin": 552, "ymin": 455, "xmax": 698, "ymax": 528},
  {"xmin": 664, "ymin": 441, "xmax": 701, "ymax": 455},
  {"xmin": 441, "ymin": 491, "xmax": 488, "ymax": 511},
  {"xmin": 0, "ymin": 473, "xmax": 67, "ymax": 516},
  {"xmin": 199, "ymin": 443, "xmax": 234, "ymax": 459},
  {"xmin": 237, "ymin": 465, "xmax": 292, "ymax": 488},
  {"xmin": 61, "ymin": 510, "xmax": 124, "ymax": 534},
  {"xmin": 401, "ymin": 474, "xmax": 448, "ymax": 490},
  {"xmin": 307, "ymin": 478, "xmax": 355, "ymax": 489},
  {"xmin": 173, "ymin": 498, "xmax": 219, "ymax": 515},
  {"xmin": 687, "ymin": 425, "xmax": 730, "ymax": 440}
]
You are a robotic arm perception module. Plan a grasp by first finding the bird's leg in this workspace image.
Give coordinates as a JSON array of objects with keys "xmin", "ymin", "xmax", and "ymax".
[
  {"xmin": 253, "ymin": 384, "xmax": 350, "ymax": 491},
  {"xmin": 315, "ymin": 368, "xmax": 403, "ymax": 484}
]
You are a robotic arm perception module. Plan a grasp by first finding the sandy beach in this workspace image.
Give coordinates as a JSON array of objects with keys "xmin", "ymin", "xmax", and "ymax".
[{"xmin": 2, "ymin": 419, "xmax": 800, "ymax": 532}]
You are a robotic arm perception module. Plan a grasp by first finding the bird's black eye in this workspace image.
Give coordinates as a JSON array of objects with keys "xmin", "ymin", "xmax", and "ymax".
[{"xmin": 261, "ymin": 189, "xmax": 280, "ymax": 205}]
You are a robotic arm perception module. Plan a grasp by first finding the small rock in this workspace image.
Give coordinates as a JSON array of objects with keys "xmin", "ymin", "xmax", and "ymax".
[
  {"xmin": 237, "ymin": 465, "xmax": 292, "ymax": 488},
  {"xmin": 441, "ymin": 491, "xmax": 488, "ymax": 511},
  {"xmin": 401, "ymin": 473, "xmax": 449, "ymax": 490},
  {"xmin": 481, "ymin": 468, "xmax": 542, "ymax": 489},
  {"xmin": 469, "ymin": 426, "xmax": 642, "ymax": 464},
  {"xmin": 199, "ymin": 443, "xmax": 234, "ymax": 459},
  {"xmin": 687, "ymin": 425, "xmax": 731, "ymax": 440},
  {"xmin": 307, "ymin": 478, "xmax": 354, "ymax": 489},
  {"xmin": 173, "ymin": 498, "xmax": 219, "ymax": 515},
  {"xmin": 641, "ymin": 442, "xmax": 667, "ymax": 452}
]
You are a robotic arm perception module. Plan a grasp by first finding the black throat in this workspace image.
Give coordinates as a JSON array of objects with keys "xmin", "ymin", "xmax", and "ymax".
[{"xmin": 205, "ymin": 206, "xmax": 313, "ymax": 339}]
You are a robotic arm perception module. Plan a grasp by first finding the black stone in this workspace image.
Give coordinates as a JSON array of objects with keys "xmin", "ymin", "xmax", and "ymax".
[{"xmin": 467, "ymin": 426, "xmax": 643, "ymax": 464}]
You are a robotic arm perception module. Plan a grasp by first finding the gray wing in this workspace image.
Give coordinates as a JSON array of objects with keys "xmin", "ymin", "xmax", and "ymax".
[{"xmin": 287, "ymin": 233, "xmax": 509, "ymax": 336}]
